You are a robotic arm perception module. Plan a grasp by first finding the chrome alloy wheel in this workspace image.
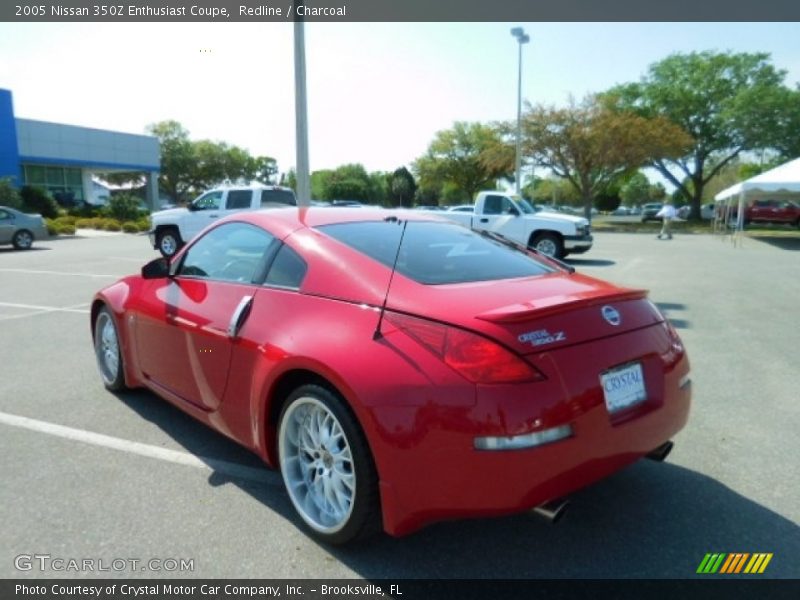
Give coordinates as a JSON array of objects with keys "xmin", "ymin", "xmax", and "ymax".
[
  {"xmin": 159, "ymin": 233, "xmax": 178, "ymax": 257},
  {"xmin": 14, "ymin": 230, "xmax": 33, "ymax": 249},
  {"xmin": 279, "ymin": 397, "xmax": 356, "ymax": 534},
  {"xmin": 95, "ymin": 311, "xmax": 120, "ymax": 385}
]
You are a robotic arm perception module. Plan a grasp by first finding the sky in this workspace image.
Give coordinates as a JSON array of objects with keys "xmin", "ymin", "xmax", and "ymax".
[{"xmin": 1, "ymin": 22, "xmax": 799, "ymax": 180}]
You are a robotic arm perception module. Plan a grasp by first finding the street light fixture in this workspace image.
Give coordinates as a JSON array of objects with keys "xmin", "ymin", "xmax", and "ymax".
[{"xmin": 511, "ymin": 27, "xmax": 529, "ymax": 196}]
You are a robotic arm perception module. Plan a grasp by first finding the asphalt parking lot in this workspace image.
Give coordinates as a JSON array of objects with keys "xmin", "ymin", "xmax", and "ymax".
[{"xmin": 1, "ymin": 229, "xmax": 798, "ymax": 579}]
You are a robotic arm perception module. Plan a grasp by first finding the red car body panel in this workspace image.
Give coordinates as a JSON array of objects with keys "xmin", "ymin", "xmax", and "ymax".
[{"xmin": 92, "ymin": 207, "xmax": 691, "ymax": 536}]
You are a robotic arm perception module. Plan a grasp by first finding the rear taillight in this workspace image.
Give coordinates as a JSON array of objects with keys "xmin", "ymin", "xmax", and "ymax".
[{"xmin": 385, "ymin": 312, "xmax": 544, "ymax": 384}]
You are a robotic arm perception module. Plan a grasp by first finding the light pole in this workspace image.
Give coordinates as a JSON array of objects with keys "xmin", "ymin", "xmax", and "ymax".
[
  {"xmin": 294, "ymin": 17, "xmax": 310, "ymax": 207},
  {"xmin": 511, "ymin": 27, "xmax": 529, "ymax": 196}
]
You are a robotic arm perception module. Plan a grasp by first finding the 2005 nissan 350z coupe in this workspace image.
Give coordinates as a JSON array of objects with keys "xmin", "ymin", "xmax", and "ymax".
[{"xmin": 91, "ymin": 207, "xmax": 691, "ymax": 544}]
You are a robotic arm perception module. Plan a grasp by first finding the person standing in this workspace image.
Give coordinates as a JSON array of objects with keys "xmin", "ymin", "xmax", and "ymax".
[{"xmin": 656, "ymin": 201, "xmax": 677, "ymax": 240}]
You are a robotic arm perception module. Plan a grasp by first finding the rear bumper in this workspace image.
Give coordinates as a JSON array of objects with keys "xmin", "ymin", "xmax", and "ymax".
[{"xmin": 368, "ymin": 324, "xmax": 690, "ymax": 536}]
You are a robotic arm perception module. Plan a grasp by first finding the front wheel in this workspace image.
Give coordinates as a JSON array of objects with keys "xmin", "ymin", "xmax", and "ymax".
[
  {"xmin": 531, "ymin": 232, "xmax": 564, "ymax": 259},
  {"xmin": 12, "ymin": 229, "xmax": 34, "ymax": 250},
  {"xmin": 156, "ymin": 228, "xmax": 183, "ymax": 258},
  {"xmin": 278, "ymin": 385, "xmax": 380, "ymax": 544}
]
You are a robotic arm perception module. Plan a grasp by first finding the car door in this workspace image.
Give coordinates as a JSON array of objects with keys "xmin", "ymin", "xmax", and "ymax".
[
  {"xmin": 476, "ymin": 194, "xmax": 525, "ymax": 242},
  {"xmin": 135, "ymin": 221, "xmax": 278, "ymax": 411},
  {"xmin": 0, "ymin": 209, "xmax": 14, "ymax": 244},
  {"xmin": 220, "ymin": 189, "xmax": 255, "ymax": 217},
  {"xmin": 184, "ymin": 190, "xmax": 225, "ymax": 240}
]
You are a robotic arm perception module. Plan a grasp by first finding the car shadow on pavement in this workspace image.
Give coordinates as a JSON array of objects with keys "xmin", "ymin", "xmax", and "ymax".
[
  {"xmin": 749, "ymin": 236, "xmax": 800, "ymax": 251},
  {"xmin": 114, "ymin": 389, "xmax": 798, "ymax": 579},
  {"xmin": 0, "ymin": 246, "xmax": 50, "ymax": 253}
]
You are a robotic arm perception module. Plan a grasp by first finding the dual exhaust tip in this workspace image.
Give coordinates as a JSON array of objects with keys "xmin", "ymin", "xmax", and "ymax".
[{"xmin": 531, "ymin": 440, "xmax": 675, "ymax": 524}]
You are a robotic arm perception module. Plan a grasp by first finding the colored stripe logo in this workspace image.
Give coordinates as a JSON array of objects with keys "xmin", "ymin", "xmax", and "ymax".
[{"xmin": 697, "ymin": 553, "xmax": 773, "ymax": 574}]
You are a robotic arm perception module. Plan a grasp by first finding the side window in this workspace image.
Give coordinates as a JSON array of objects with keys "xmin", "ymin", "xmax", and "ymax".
[
  {"xmin": 226, "ymin": 190, "xmax": 253, "ymax": 210},
  {"xmin": 0, "ymin": 209, "xmax": 11, "ymax": 220},
  {"xmin": 501, "ymin": 197, "xmax": 518, "ymax": 215},
  {"xmin": 265, "ymin": 245, "xmax": 307, "ymax": 289},
  {"xmin": 178, "ymin": 222, "xmax": 276, "ymax": 283},
  {"xmin": 192, "ymin": 191, "xmax": 223, "ymax": 211},
  {"xmin": 261, "ymin": 189, "xmax": 297, "ymax": 207},
  {"xmin": 483, "ymin": 195, "xmax": 503, "ymax": 215}
]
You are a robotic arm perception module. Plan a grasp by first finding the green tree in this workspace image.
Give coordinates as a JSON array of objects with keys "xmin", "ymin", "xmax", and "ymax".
[
  {"xmin": 388, "ymin": 167, "xmax": 417, "ymax": 207},
  {"xmin": 413, "ymin": 122, "xmax": 513, "ymax": 203},
  {"xmin": 147, "ymin": 120, "xmax": 279, "ymax": 203},
  {"xmin": 519, "ymin": 95, "xmax": 691, "ymax": 220},
  {"xmin": 619, "ymin": 172, "xmax": 651, "ymax": 207},
  {"xmin": 20, "ymin": 186, "xmax": 59, "ymax": 218},
  {"xmin": 607, "ymin": 51, "xmax": 799, "ymax": 219},
  {"xmin": 0, "ymin": 177, "xmax": 22, "ymax": 210}
]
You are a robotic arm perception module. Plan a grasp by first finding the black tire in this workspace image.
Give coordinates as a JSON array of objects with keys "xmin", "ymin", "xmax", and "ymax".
[
  {"xmin": 531, "ymin": 232, "xmax": 564, "ymax": 259},
  {"xmin": 94, "ymin": 307, "xmax": 127, "ymax": 392},
  {"xmin": 278, "ymin": 384, "xmax": 381, "ymax": 545},
  {"xmin": 12, "ymin": 229, "xmax": 34, "ymax": 250},
  {"xmin": 156, "ymin": 227, "xmax": 183, "ymax": 258}
]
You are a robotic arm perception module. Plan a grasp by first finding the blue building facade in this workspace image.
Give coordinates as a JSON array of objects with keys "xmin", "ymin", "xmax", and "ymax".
[{"xmin": 0, "ymin": 88, "xmax": 160, "ymax": 207}]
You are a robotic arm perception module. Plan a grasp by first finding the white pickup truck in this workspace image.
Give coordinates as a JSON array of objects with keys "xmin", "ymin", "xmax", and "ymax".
[
  {"xmin": 149, "ymin": 184, "xmax": 296, "ymax": 257},
  {"xmin": 428, "ymin": 192, "xmax": 592, "ymax": 259}
]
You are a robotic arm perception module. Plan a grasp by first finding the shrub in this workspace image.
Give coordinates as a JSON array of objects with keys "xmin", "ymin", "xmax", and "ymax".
[
  {"xmin": 102, "ymin": 219, "xmax": 122, "ymax": 231},
  {"xmin": 121, "ymin": 221, "xmax": 139, "ymax": 233},
  {"xmin": 45, "ymin": 218, "xmax": 58, "ymax": 236},
  {"xmin": 106, "ymin": 193, "xmax": 143, "ymax": 222},
  {"xmin": 54, "ymin": 223, "xmax": 76, "ymax": 235},
  {"xmin": 20, "ymin": 186, "xmax": 60, "ymax": 219},
  {"xmin": 55, "ymin": 215, "xmax": 78, "ymax": 227},
  {"xmin": 67, "ymin": 203, "xmax": 102, "ymax": 218},
  {"xmin": 136, "ymin": 217, "xmax": 151, "ymax": 232},
  {"xmin": 0, "ymin": 177, "xmax": 22, "ymax": 209},
  {"xmin": 75, "ymin": 218, "xmax": 92, "ymax": 228}
]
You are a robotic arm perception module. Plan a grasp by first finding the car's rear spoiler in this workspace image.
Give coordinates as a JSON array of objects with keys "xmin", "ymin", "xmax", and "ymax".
[{"xmin": 474, "ymin": 289, "xmax": 648, "ymax": 323}]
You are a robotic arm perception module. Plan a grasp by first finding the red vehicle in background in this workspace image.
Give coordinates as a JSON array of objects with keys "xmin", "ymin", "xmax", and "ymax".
[{"xmin": 745, "ymin": 199, "xmax": 800, "ymax": 226}]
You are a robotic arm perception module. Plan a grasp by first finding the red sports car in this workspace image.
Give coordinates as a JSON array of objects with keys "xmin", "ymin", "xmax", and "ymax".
[{"xmin": 91, "ymin": 208, "xmax": 691, "ymax": 544}]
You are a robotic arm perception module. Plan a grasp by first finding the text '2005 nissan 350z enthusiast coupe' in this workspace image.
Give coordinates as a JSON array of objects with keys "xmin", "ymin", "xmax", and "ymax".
[{"xmin": 91, "ymin": 207, "xmax": 691, "ymax": 544}]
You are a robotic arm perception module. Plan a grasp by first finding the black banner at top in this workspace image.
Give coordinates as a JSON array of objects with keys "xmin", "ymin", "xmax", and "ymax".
[{"xmin": 3, "ymin": 0, "xmax": 800, "ymax": 22}]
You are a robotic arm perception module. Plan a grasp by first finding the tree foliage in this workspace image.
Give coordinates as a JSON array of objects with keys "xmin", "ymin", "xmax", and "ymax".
[
  {"xmin": 145, "ymin": 120, "xmax": 278, "ymax": 203},
  {"xmin": 0, "ymin": 177, "xmax": 22, "ymax": 210},
  {"xmin": 518, "ymin": 95, "xmax": 691, "ymax": 219},
  {"xmin": 413, "ymin": 122, "xmax": 513, "ymax": 203},
  {"xmin": 607, "ymin": 51, "xmax": 799, "ymax": 219},
  {"xmin": 388, "ymin": 167, "xmax": 417, "ymax": 207}
]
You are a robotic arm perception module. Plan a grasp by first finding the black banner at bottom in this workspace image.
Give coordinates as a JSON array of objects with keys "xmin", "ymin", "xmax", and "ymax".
[{"xmin": 4, "ymin": 579, "xmax": 800, "ymax": 600}]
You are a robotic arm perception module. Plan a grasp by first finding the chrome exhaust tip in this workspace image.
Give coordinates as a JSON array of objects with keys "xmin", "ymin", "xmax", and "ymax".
[
  {"xmin": 646, "ymin": 440, "xmax": 674, "ymax": 462},
  {"xmin": 532, "ymin": 498, "xmax": 569, "ymax": 524}
]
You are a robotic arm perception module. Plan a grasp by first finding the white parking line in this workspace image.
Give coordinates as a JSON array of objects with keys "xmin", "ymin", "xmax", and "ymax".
[
  {"xmin": 0, "ymin": 411, "xmax": 281, "ymax": 486},
  {"xmin": 0, "ymin": 268, "xmax": 123, "ymax": 279},
  {"xmin": 0, "ymin": 301, "xmax": 91, "ymax": 321}
]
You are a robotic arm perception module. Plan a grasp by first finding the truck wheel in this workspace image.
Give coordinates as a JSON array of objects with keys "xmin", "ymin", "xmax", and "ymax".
[
  {"xmin": 531, "ymin": 232, "xmax": 563, "ymax": 259},
  {"xmin": 156, "ymin": 228, "xmax": 183, "ymax": 258}
]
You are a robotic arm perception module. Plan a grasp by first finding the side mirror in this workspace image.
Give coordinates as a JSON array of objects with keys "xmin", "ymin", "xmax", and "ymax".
[
  {"xmin": 187, "ymin": 202, "xmax": 198, "ymax": 212},
  {"xmin": 142, "ymin": 257, "xmax": 170, "ymax": 279},
  {"xmin": 509, "ymin": 206, "xmax": 520, "ymax": 217}
]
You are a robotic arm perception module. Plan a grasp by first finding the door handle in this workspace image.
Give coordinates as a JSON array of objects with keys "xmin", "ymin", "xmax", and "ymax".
[
  {"xmin": 480, "ymin": 218, "xmax": 489, "ymax": 223},
  {"xmin": 227, "ymin": 295, "xmax": 254, "ymax": 338},
  {"xmin": 209, "ymin": 214, "xmax": 219, "ymax": 218}
]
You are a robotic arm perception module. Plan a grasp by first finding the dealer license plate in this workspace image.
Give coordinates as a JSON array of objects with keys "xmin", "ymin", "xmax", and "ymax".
[{"xmin": 601, "ymin": 362, "xmax": 647, "ymax": 414}]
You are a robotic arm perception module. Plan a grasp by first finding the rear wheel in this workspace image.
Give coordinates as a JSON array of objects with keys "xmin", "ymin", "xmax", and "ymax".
[
  {"xmin": 156, "ymin": 227, "xmax": 183, "ymax": 258},
  {"xmin": 531, "ymin": 232, "xmax": 564, "ymax": 259},
  {"xmin": 12, "ymin": 229, "xmax": 33, "ymax": 250},
  {"xmin": 94, "ymin": 307, "xmax": 127, "ymax": 391},
  {"xmin": 278, "ymin": 384, "xmax": 380, "ymax": 544}
]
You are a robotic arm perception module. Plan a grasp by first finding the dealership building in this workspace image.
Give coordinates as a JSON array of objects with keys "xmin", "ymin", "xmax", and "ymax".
[{"xmin": 0, "ymin": 88, "xmax": 160, "ymax": 207}]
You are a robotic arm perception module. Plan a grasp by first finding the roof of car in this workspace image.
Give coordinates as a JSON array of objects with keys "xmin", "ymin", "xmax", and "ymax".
[{"xmin": 230, "ymin": 206, "xmax": 448, "ymax": 239}]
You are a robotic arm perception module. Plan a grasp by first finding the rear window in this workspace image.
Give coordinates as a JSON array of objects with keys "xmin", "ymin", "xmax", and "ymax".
[
  {"xmin": 261, "ymin": 189, "xmax": 297, "ymax": 207},
  {"xmin": 319, "ymin": 221, "xmax": 555, "ymax": 285}
]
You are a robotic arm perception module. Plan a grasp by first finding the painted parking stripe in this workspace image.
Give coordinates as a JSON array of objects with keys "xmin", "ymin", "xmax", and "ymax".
[
  {"xmin": 0, "ymin": 301, "xmax": 91, "ymax": 320},
  {"xmin": 0, "ymin": 411, "xmax": 281, "ymax": 487},
  {"xmin": 0, "ymin": 268, "xmax": 123, "ymax": 278}
]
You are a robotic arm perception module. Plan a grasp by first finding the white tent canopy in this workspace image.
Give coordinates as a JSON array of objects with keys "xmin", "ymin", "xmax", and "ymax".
[
  {"xmin": 715, "ymin": 157, "xmax": 800, "ymax": 201},
  {"xmin": 712, "ymin": 157, "xmax": 800, "ymax": 243}
]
